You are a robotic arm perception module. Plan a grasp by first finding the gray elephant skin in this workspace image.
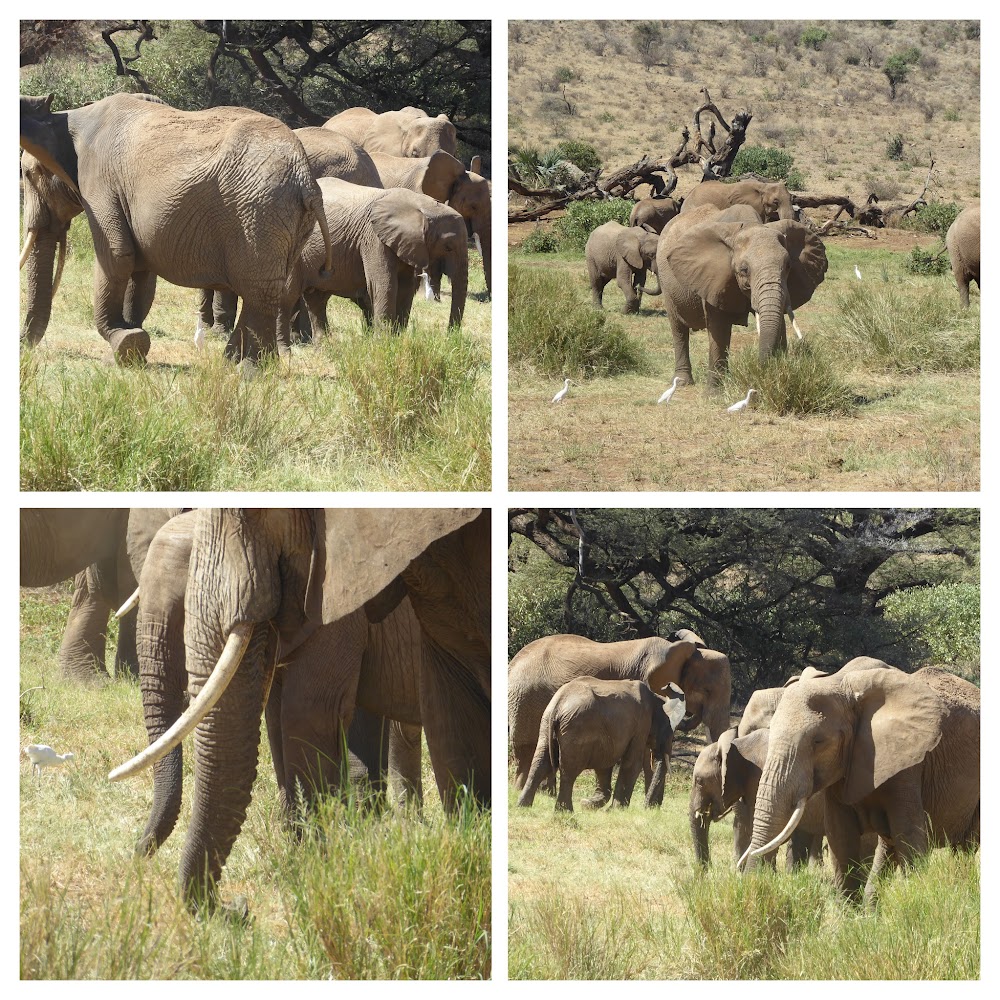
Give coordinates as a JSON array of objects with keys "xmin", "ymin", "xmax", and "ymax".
[
  {"xmin": 657, "ymin": 203, "xmax": 827, "ymax": 387},
  {"xmin": 19, "ymin": 93, "xmax": 332, "ymax": 363},
  {"xmin": 518, "ymin": 677, "xmax": 679, "ymax": 811},
  {"xmin": 945, "ymin": 205, "xmax": 979, "ymax": 309},
  {"xmin": 744, "ymin": 659, "xmax": 979, "ymax": 904},
  {"xmin": 629, "ymin": 196, "xmax": 681, "ymax": 234},
  {"xmin": 109, "ymin": 507, "xmax": 490, "ymax": 910},
  {"xmin": 586, "ymin": 221, "xmax": 661, "ymax": 313},
  {"xmin": 508, "ymin": 629, "xmax": 732, "ymax": 792},
  {"xmin": 680, "ymin": 178, "xmax": 796, "ymax": 222},
  {"xmin": 297, "ymin": 178, "xmax": 468, "ymax": 336},
  {"xmin": 324, "ymin": 105, "xmax": 458, "ymax": 158}
]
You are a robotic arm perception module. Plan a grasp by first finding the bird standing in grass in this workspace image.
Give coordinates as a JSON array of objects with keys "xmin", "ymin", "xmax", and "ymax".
[
  {"xmin": 854, "ymin": 264, "xmax": 863, "ymax": 280},
  {"xmin": 552, "ymin": 378, "xmax": 572, "ymax": 403},
  {"xmin": 657, "ymin": 377, "xmax": 681, "ymax": 405},
  {"xmin": 727, "ymin": 388, "xmax": 756, "ymax": 413},
  {"xmin": 23, "ymin": 744, "xmax": 75, "ymax": 776}
]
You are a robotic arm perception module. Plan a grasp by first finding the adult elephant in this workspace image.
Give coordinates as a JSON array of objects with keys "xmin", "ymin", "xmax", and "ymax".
[
  {"xmin": 369, "ymin": 150, "xmax": 492, "ymax": 298},
  {"xmin": 508, "ymin": 629, "xmax": 731, "ymax": 791},
  {"xmin": 680, "ymin": 178, "xmax": 796, "ymax": 222},
  {"xmin": 296, "ymin": 178, "xmax": 468, "ymax": 336},
  {"xmin": 324, "ymin": 106, "xmax": 458, "ymax": 158},
  {"xmin": 629, "ymin": 196, "xmax": 681, "ymax": 234},
  {"xmin": 109, "ymin": 507, "xmax": 489, "ymax": 909},
  {"xmin": 19, "ymin": 93, "xmax": 332, "ymax": 363},
  {"xmin": 585, "ymin": 221, "xmax": 660, "ymax": 314},
  {"xmin": 741, "ymin": 660, "xmax": 979, "ymax": 904},
  {"xmin": 945, "ymin": 205, "xmax": 979, "ymax": 308},
  {"xmin": 657, "ymin": 204, "xmax": 827, "ymax": 388}
]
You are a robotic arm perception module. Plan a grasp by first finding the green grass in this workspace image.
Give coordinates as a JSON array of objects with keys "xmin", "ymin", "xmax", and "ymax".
[
  {"xmin": 508, "ymin": 768, "xmax": 979, "ymax": 980},
  {"xmin": 20, "ymin": 587, "xmax": 491, "ymax": 980},
  {"xmin": 19, "ymin": 216, "xmax": 491, "ymax": 491}
]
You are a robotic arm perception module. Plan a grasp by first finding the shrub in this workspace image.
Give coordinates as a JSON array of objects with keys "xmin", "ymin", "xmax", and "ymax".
[
  {"xmin": 902, "ymin": 201, "xmax": 961, "ymax": 234},
  {"xmin": 555, "ymin": 140, "xmax": 601, "ymax": 172},
  {"xmin": 554, "ymin": 66, "xmax": 577, "ymax": 83},
  {"xmin": 508, "ymin": 263, "xmax": 649, "ymax": 378},
  {"xmin": 903, "ymin": 244, "xmax": 949, "ymax": 276},
  {"xmin": 899, "ymin": 45, "xmax": 922, "ymax": 64},
  {"xmin": 883, "ymin": 54, "xmax": 909, "ymax": 99},
  {"xmin": 520, "ymin": 228, "xmax": 559, "ymax": 253},
  {"xmin": 886, "ymin": 134, "xmax": 905, "ymax": 160},
  {"xmin": 800, "ymin": 27, "xmax": 829, "ymax": 50},
  {"xmin": 554, "ymin": 198, "xmax": 633, "ymax": 251},
  {"xmin": 731, "ymin": 145, "xmax": 796, "ymax": 182}
]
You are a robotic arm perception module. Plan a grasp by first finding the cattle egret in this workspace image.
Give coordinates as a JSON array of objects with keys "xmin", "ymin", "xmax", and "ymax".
[
  {"xmin": 727, "ymin": 388, "xmax": 756, "ymax": 413},
  {"xmin": 657, "ymin": 376, "xmax": 681, "ymax": 404},
  {"xmin": 23, "ymin": 744, "xmax": 75, "ymax": 776},
  {"xmin": 421, "ymin": 271, "xmax": 434, "ymax": 301},
  {"xmin": 552, "ymin": 378, "xmax": 572, "ymax": 403},
  {"xmin": 193, "ymin": 319, "xmax": 206, "ymax": 350},
  {"xmin": 854, "ymin": 265, "xmax": 862, "ymax": 280}
]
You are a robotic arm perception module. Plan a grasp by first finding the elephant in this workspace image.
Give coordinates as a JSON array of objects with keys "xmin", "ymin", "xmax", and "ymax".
[
  {"xmin": 19, "ymin": 92, "xmax": 332, "ymax": 363},
  {"xmin": 120, "ymin": 510, "xmax": 424, "ymax": 858},
  {"xmin": 657, "ymin": 203, "xmax": 828, "ymax": 387},
  {"xmin": 324, "ymin": 106, "xmax": 458, "ymax": 158},
  {"xmin": 108, "ymin": 507, "xmax": 490, "ymax": 910},
  {"xmin": 690, "ymin": 727, "xmax": 826, "ymax": 868},
  {"xmin": 741, "ymin": 659, "xmax": 979, "ymax": 904},
  {"xmin": 629, "ymin": 196, "xmax": 681, "ymax": 234},
  {"xmin": 369, "ymin": 149, "xmax": 492, "ymax": 298},
  {"xmin": 735, "ymin": 686, "xmax": 784, "ymax": 737},
  {"xmin": 295, "ymin": 178, "xmax": 468, "ymax": 336},
  {"xmin": 945, "ymin": 205, "xmax": 979, "ymax": 309},
  {"xmin": 585, "ymin": 221, "xmax": 661, "ymax": 314},
  {"xmin": 508, "ymin": 629, "xmax": 732, "ymax": 793},
  {"xmin": 680, "ymin": 178, "xmax": 797, "ymax": 223},
  {"xmin": 517, "ymin": 677, "xmax": 684, "ymax": 812}
]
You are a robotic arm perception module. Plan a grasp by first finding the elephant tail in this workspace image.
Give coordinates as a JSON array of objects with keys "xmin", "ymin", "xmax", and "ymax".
[
  {"xmin": 308, "ymin": 191, "xmax": 334, "ymax": 279},
  {"xmin": 546, "ymin": 714, "xmax": 559, "ymax": 771}
]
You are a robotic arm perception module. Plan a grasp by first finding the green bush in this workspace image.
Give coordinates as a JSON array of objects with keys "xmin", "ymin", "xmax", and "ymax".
[
  {"xmin": 899, "ymin": 45, "xmax": 922, "ymax": 64},
  {"xmin": 555, "ymin": 140, "xmax": 601, "ymax": 172},
  {"xmin": 903, "ymin": 244, "xmax": 950, "ymax": 276},
  {"xmin": 521, "ymin": 228, "xmax": 560, "ymax": 253},
  {"xmin": 883, "ymin": 54, "xmax": 910, "ymax": 98},
  {"xmin": 508, "ymin": 263, "xmax": 649, "ymax": 378},
  {"xmin": 730, "ymin": 145, "xmax": 796, "ymax": 182},
  {"xmin": 800, "ymin": 27, "xmax": 829, "ymax": 50},
  {"xmin": 886, "ymin": 134, "xmax": 905, "ymax": 161},
  {"xmin": 554, "ymin": 199, "xmax": 634, "ymax": 251},
  {"xmin": 785, "ymin": 167, "xmax": 806, "ymax": 190},
  {"xmin": 902, "ymin": 201, "xmax": 961, "ymax": 234}
]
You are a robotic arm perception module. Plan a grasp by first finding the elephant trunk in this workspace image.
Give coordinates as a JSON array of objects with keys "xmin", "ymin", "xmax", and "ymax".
[
  {"xmin": 752, "ymin": 281, "xmax": 788, "ymax": 360},
  {"xmin": 742, "ymin": 772, "xmax": 807, "ymax": 871},
  {"xmin": 446, "ymin": 246, "xmax": 468, "ymax": 327},
  {"xmin": 21, "ymin": 228, "xmax": 60, "ymax": 345},
  {"xmin": 476, "ymin": 223, "xmax": 492, "ymax": 297},
  {"xmin": 645, "ymin": 756, "xmax": 667, "ymax": 808},
  {"xmin": 690, "ymin": 804, "xmax": 712, "ymax": 866}
]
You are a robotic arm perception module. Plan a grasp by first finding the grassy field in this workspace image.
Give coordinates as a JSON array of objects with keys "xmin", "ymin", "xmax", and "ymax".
[
  {"xmin": 20, "ymin": 215, "xmax": 491, "ymax": 492},
  {"xmin": 20, "ymin": 587, "xmax": 491, "ymax": 980},
  {"xmin": 508, "ymin": 760, "xmax": 979, "ymax": 980},
  {"xmin": 508, "ymin": 238, "xmax": 979, "ymax": 491}
]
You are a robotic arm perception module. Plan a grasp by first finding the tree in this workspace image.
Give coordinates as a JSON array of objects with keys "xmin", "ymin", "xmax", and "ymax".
[
  {"xmin": 883, "ymin": 54, "xmax": 909, "ymax": 99},
  {"xmin": 631, "ymin": 22, "xmax": 663, "ymax": 72}
]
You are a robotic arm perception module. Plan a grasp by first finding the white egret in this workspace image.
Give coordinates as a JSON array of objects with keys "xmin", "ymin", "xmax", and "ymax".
[
  {"xmin": 23, "ymin": 744, "xmax": 75, "ymax": 776},
  {"xmin": 193, "ymin": 319, "xmax": 206, "ymax": 350},
  {"xmin": 552, "ymin": 378, "xmax": 572, "ymax": 403},
  {"xmin": 854, "ymin": 264, "xmax": 862, "ymax": 280},
  {"xmin": 657, "ymin": 377, "xmax": 681, "ymax": 404},
  {"xmin": 727, "ymin": 388, "xmax": 756, "ymax": 413}
]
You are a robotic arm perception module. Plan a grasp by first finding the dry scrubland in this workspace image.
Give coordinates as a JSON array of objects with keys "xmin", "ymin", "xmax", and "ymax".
[
  {"xmin": 508, "ymin": 755, "xmax": 979, "ymax": 980},
  {"xmin": 20, "ymin": 587, "xmax": 491, "ymax": 979},
  {"xmin": 20, "ymin": 217, "xmax": 491, "ymax": 492},
  {"xmin": 507, "ymin": 20, "xmax": 979, "ymax": 491}
]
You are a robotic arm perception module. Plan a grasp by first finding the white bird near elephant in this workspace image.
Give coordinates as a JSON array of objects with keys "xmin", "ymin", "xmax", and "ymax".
[
  {"xmin": 552, "ymin": 378, "xmax": 572, "ymax": 403},
  {"xmin": 23, "ymin": 744, "xmax": 75, "ymax": 776},
  {"xmin": 727, "ymin": 388, "xmax": 756, "ymax": 413},
  {"xmin": 657, "ymin": 377, "xmax": 681, "ymax": 405},
  {"xmin": 854, "ymin": 264, "xmax": 863, "ymax": 280}
]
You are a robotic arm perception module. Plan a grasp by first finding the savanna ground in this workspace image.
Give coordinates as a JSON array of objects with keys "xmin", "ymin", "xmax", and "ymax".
[
  {"xmin": 508, "ymin": 746, "xmax": 979, "ymax": 980},
  {"xmin": 20, "ymin": 215, "xmax": 491, "ymax": 492},
  {"xmin": 507, "ymin": 20, "xmax": 979, "ymax": 491},
  {"xmin": 20, "ymin": 586, "xmax": 491, "ymax": 979}
]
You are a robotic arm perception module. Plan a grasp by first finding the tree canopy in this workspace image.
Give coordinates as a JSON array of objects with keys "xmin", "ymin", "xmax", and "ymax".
[{"xmin": 508, "ymin": 508, "xmax": 979, "ymax": 698}]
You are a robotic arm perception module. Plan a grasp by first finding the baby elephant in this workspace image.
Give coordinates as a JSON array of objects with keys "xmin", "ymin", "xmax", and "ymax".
[
  {"xmin": 945, "ymin": 205, "xmax": 979, "ymax": 308},
  {"xmin": 517, "ymin": 677, "xmax": 679, "ymax": 812},
  {"xmin": 585, "ymin": 221, "xmax": 660, "ymax": 314}
]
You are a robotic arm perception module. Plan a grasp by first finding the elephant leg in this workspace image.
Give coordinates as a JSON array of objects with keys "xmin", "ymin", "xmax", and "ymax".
[
  {"xmin": 214, "ymin": 291, "xmax": 238, "ymax": 332},
  {"xmin": 670, "ymin": 318, "xmax": 694, "ymax": 385},
  {"xmin": 589, "ymin": 267, "xmax": 607, "ymax": 309},
  {"xmin": 303, "ymin": 290, "xmax": 331, "ymax": 341},
  {"xmin": 290, "ymin": 297, "xmax": 313, "ymax": 345},
  {"xmin": 611, "ymin": 739, "xmax": 645, "ymax": 808},
  {"xmin": 367, "ymin": 265, "xmax": 399, "ymax": 329},
  {"xmin": 123, "ymin": 271, "xmax": 156, "ymax": 328},
  {"xmin": 395, "ymin": 268, "xmax": 418, "ymax": 328},
  {"xmin": 114, "ymin": 603, "xmax": 139, "ymax": 680},
  {"xmin": 57, "ymin": 570, "xmax": 111, "ymax": 684},
  {"xmin": 863, "ymin": 837, "xmax": 898, "ymax": 908},
  {"xmin": 581, "ymin": 768, "xmax": 613, "ymax": 809},
  {"xmin": 512, "ymin": 741, "xmax": 536, "ymax": 791},
  {"xmin": 787, "ymin": 830, "xmax": 811, "ymax": 870},
  {"xmin": 706, "ymin": 312, "xmax": 734, "ymax": 390},
  {"xmin": 388, "ymin": 720, "xmax": 423, "ymax": 807},
  {"xmin": 732, "ymin": 799, "xmax": 753, "ymax": 865},
  {"xmin": 824, "ymin": 794, "xmax": 867, "ymax": 903},
  {"xmin": 518, "ymin": 738, "xmax": 555, "ymax": 808},
  {"xmin": 225, "ymin": 300, "xmax": 278, "ymax": 362},
  {"xmin": 616, "ymin": 262, "xmax": 640, "ymax": 314},
  {"xmin": 555, "ymin": 767, "xmax": 578, "ymax": 811}
]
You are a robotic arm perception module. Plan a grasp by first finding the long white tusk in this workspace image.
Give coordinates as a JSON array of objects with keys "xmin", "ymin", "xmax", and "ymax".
[
  {"xmin": 788, "ymin": 307, "xmax": 803, "ymax": 340},
  {"xmin": 108, "ymin": 623, "xmax": 253, "ymax": 782},
  {"xmin": 115, "ymin": 586, "xmax": 140, "ymax": 619},
  {"xmin": 753, "ymin": 311, "xmax": 760, "ymax": 335},
  {"xmin": 51, "ymin": 236, "xmax": 67, "ymax": 297},
  {"xmin": 19, "ymin": 230, "xmax": 37, "ymax": 269},
  {"xmin": 742, "ymin": 798, "xmax": 808, "ymax": 866}
]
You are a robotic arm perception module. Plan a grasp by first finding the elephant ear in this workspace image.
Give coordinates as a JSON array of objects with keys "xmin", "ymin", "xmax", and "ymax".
[
  {"xmin": 785, "ymin": 666, "xmax": 829, "ymax": 686},
  {"xmin": 664, "ymin": 221, "xmax": 750, "ymax": 314},
  {"xmin": 767, "ymin": 220, "xmax": 828, "ymax": 308},
  {"xmin": 615, "ymin": 228, "xmax": 645, "ymax": 270},
  {"xmin": 672, "ymin": 627, "xmax": 707, "ymax": 649},
  {"xmin": 720, "ymin": 728, "xmax": 763, "ymax": 804},
  {"xmin": 841, "ymin": 666, "xmax": 946, "ymax": 805},
  {"xmin": 418, "ymin": 149, "xmax": 466, "ymax": 203},
  {"xmin": 370, "ymin": 190, "xmax": 431, "ymax": 270},
  {"xmin": 644, "ymin": 639, "xmax": 696, "ymax": 694},
  {"xmin": 308, "ymin": 509, "xmax": 481, "ymax": 625}
]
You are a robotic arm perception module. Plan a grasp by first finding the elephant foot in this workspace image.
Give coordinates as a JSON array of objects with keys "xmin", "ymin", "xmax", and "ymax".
[
  {"xmin": 580, "ymin": 794, "xmax": 610, "ymax": 810},
  {"xmin": 673, "ymin": 373, "xmax": 695, "ymax": 387},
  {"xmin": 109, "ymin": 328, "xmax": 150, "ymax": 365}
]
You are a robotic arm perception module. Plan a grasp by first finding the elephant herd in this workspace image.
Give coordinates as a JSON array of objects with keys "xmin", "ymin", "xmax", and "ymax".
[
  {"xmin": 20, "ymin": 507, "xmax": 491, "ymax": 913},
  {"xmin": 19, "ymin": 95, "xmax": 491, "ymax": 364},
  {"xmin": 586, "ymin": 177, "xmax": 980, "ymax": 389},
  {"xmin": 510, "ymin": 630, "xmax": 979, "ymax": 906}
]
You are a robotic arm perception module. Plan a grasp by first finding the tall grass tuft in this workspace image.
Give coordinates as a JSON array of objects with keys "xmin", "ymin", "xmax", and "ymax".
[
  {"xmin": 508, "ymin": 263, "xmax": 649, "ymax": 378},
  {"xmin": 723, "ymin": 339, "xmax": 856, "ymax": 416},
  {"xmin": 838, "ymin": 284, "xmax": 980, "ymax": 373}
]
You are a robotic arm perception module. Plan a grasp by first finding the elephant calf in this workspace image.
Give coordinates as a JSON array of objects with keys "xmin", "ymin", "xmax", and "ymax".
[
  {"xmin": 585, "ymin": 221, "xmax": 660, "ymax": 314},
  {"xmin": 945, "ymin": 205, "xmax": 979, "ymax": 309},
  {"xmin": 517, "ymin": 677, "xmax": 681, "ymax": 812},
  {"xmin": 629, "ymin": 196, "xmax": 681, "ymax": 234}
]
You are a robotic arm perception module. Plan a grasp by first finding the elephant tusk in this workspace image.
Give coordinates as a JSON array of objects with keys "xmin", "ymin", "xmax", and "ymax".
[
  {"xmin": 115, "ymin": 586, "xmax": 140, "ymax": 619},
  {"xmin": 753, "ymin": 311, "xmax": 760, "ymax": 335},
  {"xmin": 19, "ymin": 230, "xmax": 37, "ymax": 269},
  {"xmin": 51, "ymin": 235, "xmax": 67, "ymax": 298},
  {"xmin": 743, "ymin": 798, "xmax": 808, "ymax": 865},
  {"xmin": 474, "ymin": 232, "xmax": 482, "ymax": 256},
  {"xmin": 108, "ymin": 623, "xmax": 253, "ymax": 782},
  {"xmin": 788, "ymin": 307, "xmax": 803, "ymax": 340}
]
